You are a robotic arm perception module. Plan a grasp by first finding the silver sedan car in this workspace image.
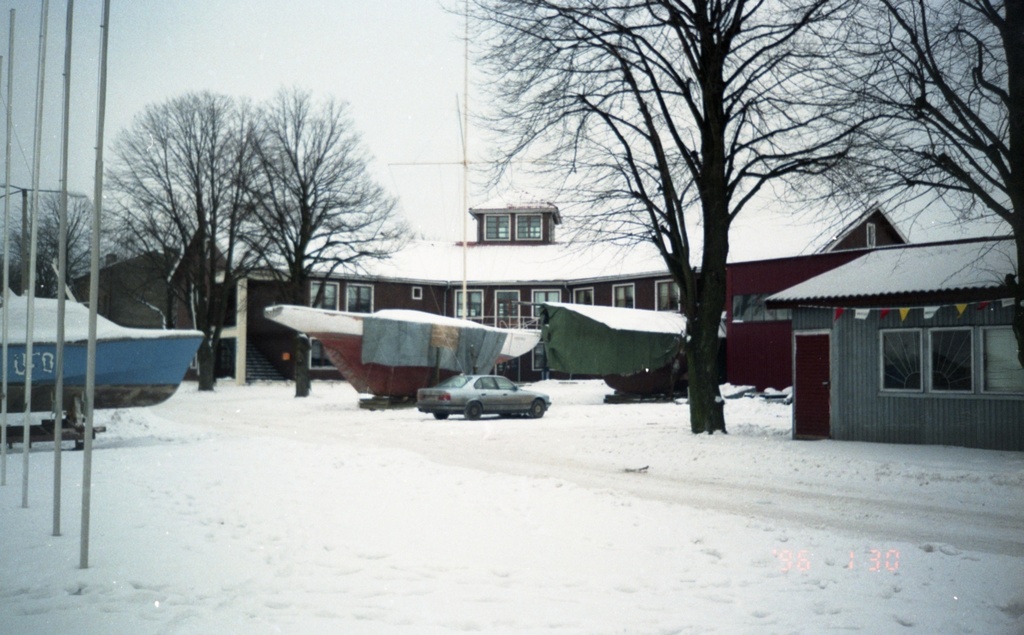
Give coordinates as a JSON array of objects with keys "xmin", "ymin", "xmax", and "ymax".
[{"xmin": 416, "ymin": 374, "xmax": 551, "ymax": 420}]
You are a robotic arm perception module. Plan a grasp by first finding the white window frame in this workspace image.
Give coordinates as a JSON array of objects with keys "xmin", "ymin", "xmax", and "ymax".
[
  {"xmin": 494, "ymin": 290, "xmax": 520, "ymax": 327},
  {"xmin": 879, "ymin": 328, "xmax": 923, "ymax": 393},
  {"xmin": 484, "ymin": 214, "xmax": 511, "ymax": 241},
  {"xmin": 981, "ymin": 326, "xmax": 1024, "ymax": 394},
  {"xmin": 613, "ymin": 283, "xmax": 635, "ymax": 309},
  {"xmin": 515, "ymin": 214, "xmax": 543, "ymax": 241},
  {"xmin": 309, "ymin": 281, "xmax": 339, "ymax": 310},
  {"xmin": 655, "ymin": 279, "xmax": 680, "ymax": 311},
  {"xmin": 531, "ymin": 342, "xmax": 547, "ymax": 372},
  {"xmin": 928, "ymin": 327, "xmax": 974, "ymax": 393},
  {"xmin": 573, "ymin": 287, "xmax": 594, "ymax": 305},
  {"xmin": 309, "ymin": 338, "xmax": 336, "ymax": 369},
  {"xmin": 411, "ymin": 286, "xmax": 423, "ymax": 301},
  {"xmin": 532, "ymin": 288, "xmax": 561, "ymax": 318},
  {"xmin": 455, "ymin": 289, "xmax": 484, "ymax": 319},
  {"xmin": 345, "ymin": 283, "xmax": 374, "ymax": 313}
]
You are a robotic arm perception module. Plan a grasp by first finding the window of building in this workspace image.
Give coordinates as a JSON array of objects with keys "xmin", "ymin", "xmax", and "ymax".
[
  {"xmin": 656, "ymin": 280, "xmax": 680, "ymax": 311},
  {"xmin": 309, "ymin": 339, "xmax": 335, "ymax": 369},
  {"xmin": 495, "ymin": 290, "xmax": 520, "ymax": 326},
  {"xmin": 532, "ymin": 289, "xmax": 560, "ymax": 318},
  {"xmin": 930, "ymin": 328, "xmax": 973, "ymax": 392},
  {"xmin": 866, "ymin": 222, "xmax": 877, "ymax": 248},
  {"xmin": 455, "ymin": 289, "xmax": 483, "ymax": 319},
  {"xmin": 982, "ymin": 327, "xmax": 1024, "ymax": 393},
  {"xmin": 516, "ymin": 214, "xmax": 543, "ymax": 240},
  {"xmin": 532, "ymin": 342, "xmax": 547, "ymax": 372},
  {"xmin": 310, "ymin": 281, "xmax": 339, "ymax": 310},
  {"xmin": 345, "ymin": 284, "xmax": 373, "ymax": 313},
  {"xmin": 881, "ymin": 330, "xmax": 922, "ymax": 391},
  {"xmin": 484, "ymin": 214, "xmax": 510, "ymax": 241},
  {"xmin": 732, "ymin": 293, "xmax": 791, "ymax": 322},
  {"xmin": 411, "ymin": 286, "xmax": 423, "ymax": 300},
  {"xmin": 573, "ymin": 287, "xmax": 594, "ymax": 305},
  {"xmin": 613, "ymin": 284, "xmax": 635, "ymax": 309}
]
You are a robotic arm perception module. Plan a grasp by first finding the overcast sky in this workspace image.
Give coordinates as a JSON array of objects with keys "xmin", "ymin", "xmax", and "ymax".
[
  {"xmin": 2, "ymin": 0, "xmax": 499, "ymax": 242},
  {"xmin": 0, "ymin": 1, "xmax": 1008, "ymax": 260}
]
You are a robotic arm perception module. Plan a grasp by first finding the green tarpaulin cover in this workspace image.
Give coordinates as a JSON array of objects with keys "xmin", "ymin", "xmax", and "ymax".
[{"xmin": 540, "ymin": 302, "xmax": 686, "ymax": 375}]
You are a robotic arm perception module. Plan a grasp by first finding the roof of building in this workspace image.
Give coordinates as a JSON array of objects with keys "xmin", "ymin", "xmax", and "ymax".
[
  {"xmin": 344, "ymin": 239, "xmax": 674, "ymax": 285},
  {"xmin": 768, "ymin": 237, "xmax": 1018, "ymax": 307}
]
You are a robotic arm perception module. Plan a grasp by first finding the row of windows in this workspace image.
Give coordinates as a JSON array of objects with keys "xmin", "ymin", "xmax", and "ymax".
[
  {"xmin": 455, "ymin": 280, "xmax": 681, "ymax": 320},
  {"xmin": 881, "ymin": 327, "xmax": 1024, "ymax": 395},
  {"xmin": 484, "ymin": 214, "xmax": 544, "ymax": 241},
  {"xmin": 310, "ymin": 280, "xmax": 682, "ymax": 318}
]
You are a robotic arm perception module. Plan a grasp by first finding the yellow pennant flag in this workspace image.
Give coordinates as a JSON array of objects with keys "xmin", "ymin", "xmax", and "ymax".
[
  {"xmin": 899, "ymin": 308, "xmax": 911, "ymax": 321},
  {"xmin": 956, "ymin": 304, "xmax": 968, "ymax": 317}
]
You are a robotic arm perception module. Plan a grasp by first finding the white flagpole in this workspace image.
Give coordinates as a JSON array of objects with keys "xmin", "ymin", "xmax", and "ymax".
[
  {"xmin": 1, "ymin": 9, "xmax": 14, "ymax": 487},
  {"xmin": 82, "ymin": 0, "xmax": 111, "ymax": 569},
  {"xmin": 53, "ymin": 0, "xmax": 75, "ymax": 537},
  {"xmin": 23, "ymin": 0, "xmax": 50, "ymax": 509}
]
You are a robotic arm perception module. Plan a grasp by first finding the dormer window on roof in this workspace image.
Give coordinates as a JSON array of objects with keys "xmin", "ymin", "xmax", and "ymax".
[{"xmin": 469, "ymin": 202, "xmax": 561, "ymax": 245}]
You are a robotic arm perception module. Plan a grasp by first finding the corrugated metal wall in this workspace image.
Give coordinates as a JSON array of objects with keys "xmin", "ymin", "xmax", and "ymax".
[{"xmin": 794, "ymin": 303, "xmax": 1024, "ymax": 451}]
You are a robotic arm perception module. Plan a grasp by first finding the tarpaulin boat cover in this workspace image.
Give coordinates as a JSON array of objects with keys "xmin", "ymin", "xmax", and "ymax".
[
  {"xmin": 540, "ymin": 302, "xmax": 686, "ymax": 375},
  {"xmin": 362, "ymin": 316, "xmax": 508, "ymax": 374}
]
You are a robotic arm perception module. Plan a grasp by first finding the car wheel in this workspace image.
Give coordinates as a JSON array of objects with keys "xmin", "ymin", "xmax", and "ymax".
[
  {"xmin": 528, "ymin": 399, "xmax": 546, "ymax": 419},
  {"xmin": 432, "ymin": 412, "xmax": 449, "ymax": 420},
  {"xmin": 465, "ymin": 401, "xmax": 483, "ymax": 420}
]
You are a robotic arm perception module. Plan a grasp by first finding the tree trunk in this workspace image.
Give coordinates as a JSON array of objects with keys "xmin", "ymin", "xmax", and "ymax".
[
  {"xmin": 1012, "ymin": 224, "xmax": 1024, "ymax": 369},
  {"xmin": 294, "ymin": 333, "xmax": 311, "ymax": 398},
  {"xmin": 197, "ymin": 338, "xmax": 216, "ymax": 391}
]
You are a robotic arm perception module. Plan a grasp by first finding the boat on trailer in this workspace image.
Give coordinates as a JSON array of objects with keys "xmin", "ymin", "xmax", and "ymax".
[
  {"xmin": 264, "ymin": 305, "xmax": 541, "ymax": 399},
  {"xmin": 2, "ymin": 294, "xmax": 203, "ymax": 413}
]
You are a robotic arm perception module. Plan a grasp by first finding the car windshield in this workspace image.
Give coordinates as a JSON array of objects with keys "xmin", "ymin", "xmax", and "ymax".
[{"xmin": 435, "ymin": 375, "xmax": 472, "ymax": 389}]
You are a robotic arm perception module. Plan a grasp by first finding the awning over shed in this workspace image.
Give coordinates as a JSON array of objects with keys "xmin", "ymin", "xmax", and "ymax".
[{"xmin": 539, "ymin": 302, "xmax": 686, "ymax": 375}]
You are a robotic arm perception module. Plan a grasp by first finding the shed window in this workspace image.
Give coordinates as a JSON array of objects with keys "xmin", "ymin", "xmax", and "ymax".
[
  {"xmin": 310, "ymin": 281, "xmax": 339, "ymax": 310},
  {"xmin": 982, "ymin": 327, "xmax": 1024, "ymax": 393},
  {"xmin": 657, "ymin": 280, "xmax": 680, "ymax": 311},
  {"xmin": 455, "ymin": 290, "xmax": 483, "ymax": 319},
  {"xmin": 310, "ymin": 339, "xmax": 335, "ymax": 369},
  {"xmin": 881, "ymin": 330, "xmax": 921, "ymax": 391},
  {"xmin": 930, "ymin": 329, "xmax": 972, "ymax": 392},
  {"xmin": 573, "ymin": 287, "xmax": 594, "ymax": 305},
  {"xmin": 732, "ymin": 293, "xmax": 791, "ymax": 322}
]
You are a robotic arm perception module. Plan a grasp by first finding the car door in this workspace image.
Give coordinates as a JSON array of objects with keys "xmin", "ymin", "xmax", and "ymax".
[
  {"xmin": 473, "ymin": 376, "xmax": 501, "ymax": 412},
  {"xmin": 493, "ymin": 376, "xmax": 529, "ymax": 411}
]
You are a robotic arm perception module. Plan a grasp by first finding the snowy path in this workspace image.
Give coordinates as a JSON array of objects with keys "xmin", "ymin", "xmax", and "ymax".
[{"xmin": 2, "ymin": 379, "xmax": 1023, "ymax": 634}]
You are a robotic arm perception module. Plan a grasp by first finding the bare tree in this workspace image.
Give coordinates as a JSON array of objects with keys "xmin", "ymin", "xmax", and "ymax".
[
  {"xmin": 107, "ymin": 91, "xmax": 260, "ymax": 390},
  {"xmin": 842, "ymin": 0, "xmax": 1023, "ymax": 366},
  {"xmin": 471, "ymin": 0, "xmax": 857, "ymax": 433},
  {"xmin": 248, "ymin": 88, "xmax": 405, "ymax": 397},
  {"xmin": 34, "ymin": 192, "xmax": 93, "ymax": 298}
]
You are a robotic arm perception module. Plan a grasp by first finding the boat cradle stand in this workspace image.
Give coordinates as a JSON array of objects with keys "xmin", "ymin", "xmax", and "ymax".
[{"xmin": 4, "ymin": 419, "xmax": 107, "ymax": 451}]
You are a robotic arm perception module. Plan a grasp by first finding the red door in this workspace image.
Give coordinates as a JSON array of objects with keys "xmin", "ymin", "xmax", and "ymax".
[{"xmin": 794, "ymin": 333, "xmax": 830, "ymax": 439}]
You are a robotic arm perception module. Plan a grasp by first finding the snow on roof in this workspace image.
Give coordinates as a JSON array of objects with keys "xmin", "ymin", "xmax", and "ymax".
[
  {"xmin": 544, "ymin": 301, "xmax": 686, "ymax": 335},
  {"xmin": 769, "ymin": 238, "xmax": 1017, "ymax": 304},
  {"xmin": 353, "ymin": 239, "xmax": 672, "ymax": 285}
]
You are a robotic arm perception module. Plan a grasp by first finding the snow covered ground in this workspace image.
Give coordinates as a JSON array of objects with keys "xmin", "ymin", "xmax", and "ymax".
[{"xmin": 2, "ymin": 379, "xmax": 1023, "ymax": 634}]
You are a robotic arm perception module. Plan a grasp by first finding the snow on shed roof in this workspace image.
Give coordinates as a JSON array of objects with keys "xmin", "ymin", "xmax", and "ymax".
[
  {"xmin": 769, "ymin": 238, "xmax": 1017, "ymax": 305},
  {"xmin": 354, "ymin": 239, "xmax": 672, "ymax": 285},
  {"xmin": 543, "ymin": 301, "xmax": 686, "ymax": 335}
]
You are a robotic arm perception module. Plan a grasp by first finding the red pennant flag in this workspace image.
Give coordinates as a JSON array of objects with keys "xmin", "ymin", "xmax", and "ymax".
[
  {"xmin": 879, "ymin": 309, "xmax": 891, "ymax": 320},
  {"xmin": 976, "ymin": 301, "xmax": 990, "ymax": 311},
  {"xmin": 834, "ymin": 308, "xmax": 845, "ymax": 321}
]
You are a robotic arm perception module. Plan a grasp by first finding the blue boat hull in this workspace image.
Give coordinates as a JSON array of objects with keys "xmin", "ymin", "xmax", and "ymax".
[{"xmin": 3, "ymin": 334, "xmax": 203, "ymax": 412}]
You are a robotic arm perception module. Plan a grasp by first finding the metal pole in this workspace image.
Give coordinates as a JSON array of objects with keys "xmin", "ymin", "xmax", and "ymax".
[
  {"xmin": 23, "ymin": 0, "xmax": 50, "ymax": 510},
  {"xmin": 82, "ymin": 0, "xmax": 111, "ymax": 569},
  {"xmin": 1, "ymin": 10, "xmax": 13, "ymax": 488},
  {"xmin": 460, "ymin": 0, "xmax": 468, "ymax": 320},
  {"xmin": 53, "ymin": 0, "xmax": 75, "ymax": 537}
]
